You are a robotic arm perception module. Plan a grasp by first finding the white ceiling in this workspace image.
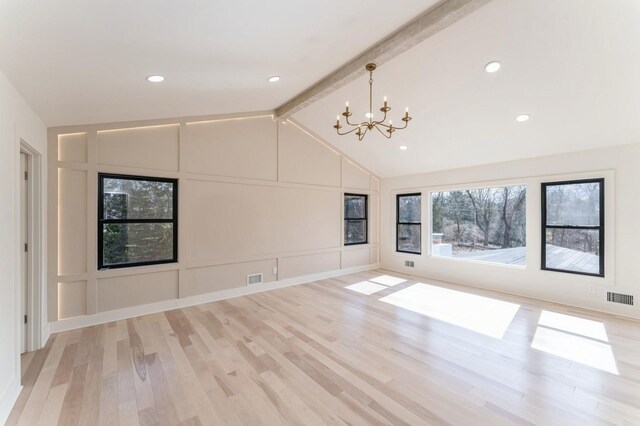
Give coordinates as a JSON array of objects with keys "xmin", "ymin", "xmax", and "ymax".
[
  {"xmin": 294, "ymin": 0, "xmax": 640, "ymax": 177},
  {"xmin": 0, "ymin": 0, "xmax": 438, "ymax": 127},
  {"xmin": 2, "ymin": 0, "xmax": 640, "ymax": 178}
]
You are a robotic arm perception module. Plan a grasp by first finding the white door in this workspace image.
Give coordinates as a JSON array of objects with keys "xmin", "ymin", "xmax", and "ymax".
[{"xmin": 20, "ymin": 153, "xmax": 28, "ymax": 354}]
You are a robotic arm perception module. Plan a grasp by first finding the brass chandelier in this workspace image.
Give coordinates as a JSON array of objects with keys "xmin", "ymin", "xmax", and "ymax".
[{"xmin": 333, "ymin": 63, "xmax": 411, "ymax": 141}]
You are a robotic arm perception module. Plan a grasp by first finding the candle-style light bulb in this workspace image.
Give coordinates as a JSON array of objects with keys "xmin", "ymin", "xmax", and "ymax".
[
  {"xmin": 345, "ymin": 101, "xmax": 349, "ymax": 107},
  {"xmin": 389, "ymin": 120, "xmax": 393, "ymax": 126},
  {"xmin": 336, "ymin": 115, "xmax": 340, "ymax": 121},
  {"xmin": 405, "ymin": 107, "xmax": 409, "ymax": 113},
  {"xmin": 384, "ymin": 96, "xmax": 387, "ymax": 102}
]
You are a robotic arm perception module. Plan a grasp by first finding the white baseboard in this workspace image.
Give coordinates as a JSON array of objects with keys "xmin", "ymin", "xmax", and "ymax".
[
  {"xmin": 47, "ymin": 263, "xmax": 380, "ymax": 335},
  {"xmin": 0, "ymin": 376, "xmax": 21, "ymax": 425}
]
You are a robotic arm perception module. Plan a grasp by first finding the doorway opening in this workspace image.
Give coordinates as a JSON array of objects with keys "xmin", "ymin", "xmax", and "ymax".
[
  {"xmin": 20, "ymin": 152, "xmax": 28, "ymax": 353},
  {"xmin": 19, "ymin": 141, "xmax": 43, "ymax": 356}
]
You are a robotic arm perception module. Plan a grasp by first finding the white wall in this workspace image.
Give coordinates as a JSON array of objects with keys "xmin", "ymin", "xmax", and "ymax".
[
  {"xmin": 381, "ymin": 143, "xmax": 640, "ymax": 319},
  {"xmin": 0, "ymin": 70, "xmax": 47, "ymax": 424},
  {"xmin": 49, "ymin": 114, "xmax": 380, "ymax": 329}
]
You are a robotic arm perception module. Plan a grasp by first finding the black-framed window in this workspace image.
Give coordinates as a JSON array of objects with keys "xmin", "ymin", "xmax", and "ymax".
[
  {"xmin": 344, "ymin": 193, "xmax": 368, "ymax": 245},
  {"xmin": 541, "ymin": 178, "xmax": 604, "ymax": 277},
  {"xmin": 397, "ymin": 193, "xmax": 421, "ymax": 254},
  {"xmin": 98, "ymin": 173, "xmax": 178, "ymax": 269}
]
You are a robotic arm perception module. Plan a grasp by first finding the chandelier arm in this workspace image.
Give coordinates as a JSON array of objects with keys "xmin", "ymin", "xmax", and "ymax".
[
  {"xmin": 374, "ymin": 125, "xmax": 392, "ymax": 139},
  {"xmin": 344, "ymin": 114, "xmax": 368, "ymax": 128},
  {"xmin": 395, "ymin": 119, "xmax": 410, "ymax": 130},
  {"xmin": 336, "ymin": 126, "xmax": 364, "ymax": 136},
  {"xmin": 372, "ymin": 108, "xmax": 388, "ymax": 126},
  {"xmin": 344, "ymin": 113, "xmax": 356, "ymax": 126},
  {"xmin": 358, "ymin": 126, "xmax": 370, "ymax": 141}
]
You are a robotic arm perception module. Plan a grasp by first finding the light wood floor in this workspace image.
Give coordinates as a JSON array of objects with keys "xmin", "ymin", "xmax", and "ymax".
[{"xmin": 8, "ymin": 269, "xmax": 640, "ymax": 425}]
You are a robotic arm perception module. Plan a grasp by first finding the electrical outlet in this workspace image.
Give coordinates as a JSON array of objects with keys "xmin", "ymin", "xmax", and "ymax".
[
  {"xmin": 272, "ymin": 266, "xmax": 278, "ymax": 275},
  {"xmin": 588, "ymin": 285, "xmax": 596, "ymax": 295}
]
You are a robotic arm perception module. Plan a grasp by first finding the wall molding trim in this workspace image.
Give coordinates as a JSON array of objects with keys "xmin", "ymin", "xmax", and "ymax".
[
  {"xmin": 45, "ymin": 263, "xmax": 381, "ymax": 338},
  {"xmin": 0, "ymin": 376, "xmax": 22, "ymax": 425}
]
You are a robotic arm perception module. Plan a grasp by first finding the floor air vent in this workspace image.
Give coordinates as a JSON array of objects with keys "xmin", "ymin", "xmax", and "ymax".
[
  {"xmin": 607, "ymin": 292, "xmax": 634, "ymax": 306},
  {"xmin": 247, "ymin": 273, "xmax": 263, "ymax": 286},
  {"xmin": 405, "ymin": 260, "xmax": 415, "ymax": 267}
]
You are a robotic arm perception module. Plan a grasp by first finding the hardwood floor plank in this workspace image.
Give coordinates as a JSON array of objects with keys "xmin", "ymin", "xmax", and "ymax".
[
  {"xmin": 57, "ymin": 364, "xmax": 88, "ymax": 425},
  {"xmin": 35, "ymin": 383, "xmax": 67, "ymax": 426},
  {"xmin": 10, "ymin": 269, "xmax": 640, "ymax": 425}
]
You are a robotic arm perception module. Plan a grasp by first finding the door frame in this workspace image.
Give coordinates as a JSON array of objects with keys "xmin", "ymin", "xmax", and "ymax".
[{"xmin": 19, "ymin": 140, "xmax": 43, "ymax": 352}]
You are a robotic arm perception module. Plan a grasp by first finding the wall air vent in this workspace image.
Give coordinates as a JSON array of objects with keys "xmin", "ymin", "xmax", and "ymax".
[
  {"xmin": 247, "ymin": 273, "xmax": 263, "ymax": 286},
  {"xmin": 607, "ymin": 292, "xmax": 634, "ymax": 306},
  {"xmin": 405, "ymin": 260, "xmax": 415, "ymax": 268}
]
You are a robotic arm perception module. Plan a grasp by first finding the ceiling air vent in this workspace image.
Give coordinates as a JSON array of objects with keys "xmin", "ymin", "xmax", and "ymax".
[
  {"xmin": 405, "ymin": 260, "xmax": 415, "ymax": 268},
  {"xmin": 247, "ymin": 273, "xmax": 263, "ymax": 286},
  {"xmin": 607, "ymin": 292, "xmax": 634, "ymax": 306}
]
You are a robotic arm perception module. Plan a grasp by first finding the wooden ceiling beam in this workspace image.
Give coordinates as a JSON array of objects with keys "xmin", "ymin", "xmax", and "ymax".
[{"xmin": 275, "ymin": 0, "xmax": 493, "ymax": 118}]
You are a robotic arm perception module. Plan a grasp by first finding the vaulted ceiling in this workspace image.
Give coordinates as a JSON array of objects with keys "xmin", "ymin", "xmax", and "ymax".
[
  {"xmin": 0, "ymin": 0, "xmax": 437, "ymax": 127},
  {"xmin": 2, "ymin": 0, "xmax": 639, "ymax": 177},
  {"xmin": 293, "ymin": 0, "xmax": 640, "ymax": 177}
]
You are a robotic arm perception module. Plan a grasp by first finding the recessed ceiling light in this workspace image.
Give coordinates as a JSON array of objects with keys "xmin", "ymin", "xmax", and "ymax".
[
  {"xmin": 516, "ymin": 114, "xmax": 530, "ymax": 122},
  {"xmin": 146, "ymin": 75, "xmax": 165, "ymax": 83},
  {"xmin": 484, "ymin": 61, "xmax": 501, "ymax": 73},
  {"xmin": 399, "ymin": 145, "xmax": 408, "ymax": 150},
  {"xmin": 267, "ymin": 76, "xmax": 280, "ymax": 83}
]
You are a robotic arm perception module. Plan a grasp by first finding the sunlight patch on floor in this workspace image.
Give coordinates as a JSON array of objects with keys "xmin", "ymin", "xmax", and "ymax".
[
  {"xmin": 531, "ymin": 326, "xmax": 618, "ymax": 375},
  {"xmin": 538, "ymin": 310, "xmax": 609, "ymax": 342},
  {"xmin": 345, "ymin": 281, "xmax": 388, "ymax": 295},
  {"xmin": 379, "ymin": 283, "xmax": 520, "ymax": 339},
  {"xmin": 532, "ymin": 310, "xmax": 618, "ymax": 375},
  {"xmin": 345, "ymin": 274, "xmax": 407, "ymax": 295},
  {"xmin": 369, "ymin": 275, "xmax": 407, "ymax": 286}
]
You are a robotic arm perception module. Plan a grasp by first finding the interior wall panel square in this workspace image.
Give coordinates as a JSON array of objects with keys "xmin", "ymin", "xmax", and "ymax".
[
  {"xmin": 370, "ymin": 175, "xmax": 380, "ymax": 192},
  {"xmin": 368, "ymin": 193, "xmax": 379, "ymax": 244},
  {"xmin": 182, "ymin": 259, "xmax": 277, "ymax": 297},
  {"xmin": 97, "ymin": 124, "xmax": 179, "ymax": 171},
  {"xmin": 97, "ymin": 270, "xmax": 178, "ymax": 312},
  {"xmin": 186, "ymin": 116, "xmax": 277, "ymax": 181},
  {"xmin": 58, "ymin": 168, "xmax": 87, "ymax": 275},
  {"xmin": 58, "ymin": 133, "xmax": 87, "ymax": 162},
  {"xmin": 278, "ymin": 122, "xmax": 341, "ymax": 187},
  {"xmin": 276, "ymin": 187, "xmax": 341, "ymax": 252},
  {"xmin": 342, "ymin": 158, "xmax": 371, "ymax": 190},
  {"xmin": 184, "ymin": 180, "xmax": 281, "ymax": 261},
  {"xmin": 370, "ymin": 246, "xmax": 379, "ymax": 264},
  {"xmin": 184, "ymin": 180, "xmax": 341, "ymax": 261},
  {"xmin": 342, "ymin": 247, "xmax": 371, "ymax": 269},
  {"xmin": 58, "ymin": 281, "xmax": 87, "ymax": 319},
  {"xmin": 278, "ymin": 251, "xmax": 341, "ymax": 280}
]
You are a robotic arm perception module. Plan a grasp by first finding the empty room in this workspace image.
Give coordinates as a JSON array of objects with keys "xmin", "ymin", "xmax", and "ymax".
[{"xmin": 1, "ymin": 0, "xmax": 639, "ymax": 424}]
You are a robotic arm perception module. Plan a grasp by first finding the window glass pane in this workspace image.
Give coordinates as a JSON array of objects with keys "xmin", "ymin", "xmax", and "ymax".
[
  {"xmin": 546, "ymin": 182, "xmax": 600, "ymax": 226},
  {"xmin": 545, "ymin": 229, "xmax": 600, "ymax": 275},
  {"xmin": 102, "ymin": 223, "xmax": 174, "ymax": 266},
  {"xmin": 344, "ymin": 195, "xmax": 366, "ymax": 219},
  {"xmin": 398, "ymin": 195, "xmax": 421, "ymax": 223},
  {"xmin": 431, "ymin": 185, "xmax": 526, "ymax": 265},
  {"xmin": 103, "ymin": 178, "xmax": 174, "ymax": 220},
  {"xmin": 398, "ymin": 224, "xmax": 421, "ymax": 253},
  {"xmin": 345, "ymin": 220, "xmax": 367, "ymax": 244}
]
